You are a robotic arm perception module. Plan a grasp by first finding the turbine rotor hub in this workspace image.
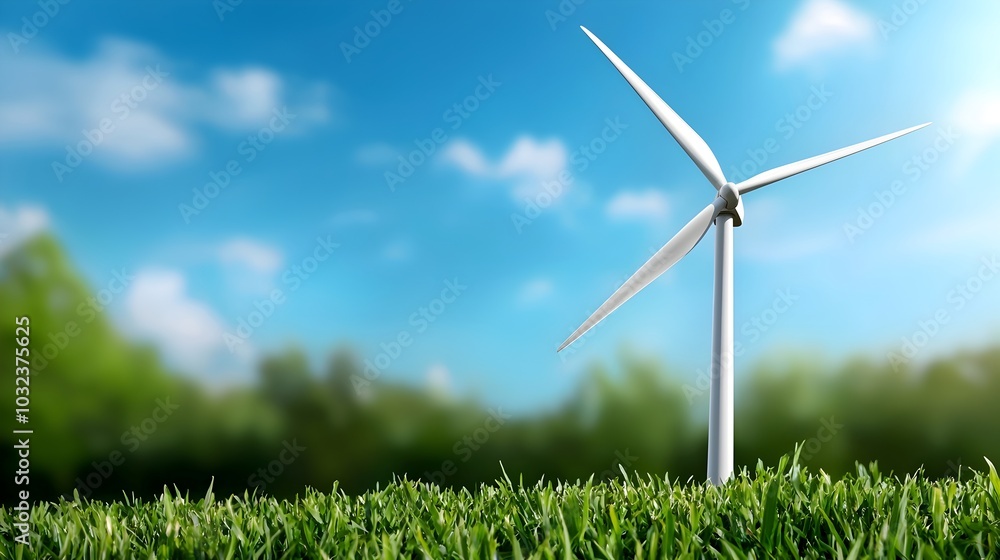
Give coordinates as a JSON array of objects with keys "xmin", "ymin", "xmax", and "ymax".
[{"xmin": 717, "ymin": 182, "xmax": 744, "ymax": 227}]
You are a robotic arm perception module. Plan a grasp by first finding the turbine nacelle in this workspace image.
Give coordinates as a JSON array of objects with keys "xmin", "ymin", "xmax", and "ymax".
[{"xmin": 717, "ymin": 182, "xmax": 744, "ymax": 227}]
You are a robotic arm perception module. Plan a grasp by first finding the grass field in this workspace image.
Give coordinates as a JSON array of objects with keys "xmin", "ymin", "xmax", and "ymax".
[{"xmin": 3, "ymin": 452, "xmax": 1000, "ymax": 559}]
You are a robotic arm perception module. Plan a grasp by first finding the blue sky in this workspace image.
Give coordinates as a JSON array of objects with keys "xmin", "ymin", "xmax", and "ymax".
[{"xmin": 2, "ymin": 0, "xmax": 999, "ymax": 412}]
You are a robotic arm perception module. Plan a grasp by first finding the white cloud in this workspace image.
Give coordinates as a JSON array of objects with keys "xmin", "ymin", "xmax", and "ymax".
[
  {"xmin": 516, "ymin": 277, "xmax": 554, "ymax": 306},
  {"xmin": 208, "ymin": 68, "xmax": 282, "ymax": 128},
  {"xmin": 949, "ymin": 88, "xmax": 1000, "ymax": 173},
  {"xmin": 125, "ymin": 269, "xmax": 235, "ymax": 372},
  {"xmin": 441, "ymin": 139, "xmax": 492, "ymax": 175},
  {"xmin": 0, "ymin": 204, "xmax": 50, "ymax": 258},
  {"xmin": 773, "ymin": 0, "xmax": 876, "ymax": 71},
  {"xmin": 102, "ymin": 112, "xmax": 190, "ymax": 165},
  {"xmin": 952, "ymin": 90, "xmax": 1000, "ymax": 136},
  {"xmin": 0, "ymin": 39, "xmax": 192, "ymax": 167},
  {"xmin": 441, "ymin": 135, "xmax": 568, "ymax": 183},
  {"xmin": 495, "ymin": 137, "xmax": 567, "ymax": 179},
  {"xmin": 218, "ymin": 238, "xmax": 282, "ymax": 274},
  {"xmin": 0, "ymin": 37, "xmax": 329, "ymax": 171},
  {"xmin": 606, "ymin": 189, "xmax": 670, "ymax": 222},
  {"xmin": 214, "ymin": 238, "xmax": 284, "ymax": 295}
]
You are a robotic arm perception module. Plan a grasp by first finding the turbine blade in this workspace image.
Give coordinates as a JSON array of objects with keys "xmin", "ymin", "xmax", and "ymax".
[
  {"xmin": 558, "ymin": 198, "xmax": 725, "ymax": 352},
  {"xmin": 737, "ymin": 123, "xmax": 931, "ymax": 194},
  {"xmin": 581, "ymin": 26, "xmax": 727, "ymax": 190}
]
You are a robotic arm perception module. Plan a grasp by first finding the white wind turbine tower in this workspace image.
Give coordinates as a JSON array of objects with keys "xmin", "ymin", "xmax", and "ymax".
[{"xmin": 558, "ymin": 26, "xmax": 930, "ymax": 485}]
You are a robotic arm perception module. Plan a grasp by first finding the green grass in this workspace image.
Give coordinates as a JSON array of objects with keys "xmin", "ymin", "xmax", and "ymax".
[{"xmin": 3, "ymin": 451, "xmax": 1000, "ymax": 559}]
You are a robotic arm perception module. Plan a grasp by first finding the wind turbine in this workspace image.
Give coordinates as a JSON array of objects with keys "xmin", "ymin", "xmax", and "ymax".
[{"xmin": 557, "ymin": 26, "xmax": 929, "ymax": 485}]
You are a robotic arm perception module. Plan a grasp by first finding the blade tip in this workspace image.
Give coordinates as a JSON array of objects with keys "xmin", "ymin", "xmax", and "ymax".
[{"xmin": 902, "ymin": 122, "xmax": 933, "ymax": 137}]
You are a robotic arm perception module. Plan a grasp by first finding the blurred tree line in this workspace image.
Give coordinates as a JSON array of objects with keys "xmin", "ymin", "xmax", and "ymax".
[{"xmin": 2, "ymin": 235, "xmax": 999, "ymax": 503}]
